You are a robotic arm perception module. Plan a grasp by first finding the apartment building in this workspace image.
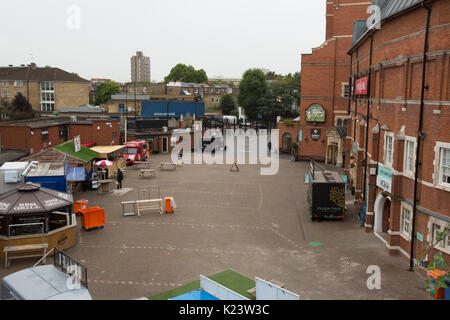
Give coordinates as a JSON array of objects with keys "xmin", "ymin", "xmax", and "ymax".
[{"xmin": 131, "ymin": 51, "xmax": 151, "ymax": 82}]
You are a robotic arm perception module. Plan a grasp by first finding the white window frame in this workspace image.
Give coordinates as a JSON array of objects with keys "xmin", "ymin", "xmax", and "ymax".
[
  {"xmin": 427, "ymin": 217, "xmax": 450, "ymax": 255},
  {"xmin": 400, "ymin": 202, "xmax": 412, "ymax": 241},
  {"xmin": 384, "ymin": 132, "xmax": 394, "ymax": 168},
  {"xmin": 433, "ymin": 142, "xmax": 450, "ymax": 190},
  {"xmin": 341, "ymin": 82, "xmax": 349, "ymax": 98},
  {"xmin": 14, "ymin": 80, "xmax": 24, "ymax": 87},
  {"xmin": 403, "ymin": 136, "xmax": 416, "ymax": 177}
]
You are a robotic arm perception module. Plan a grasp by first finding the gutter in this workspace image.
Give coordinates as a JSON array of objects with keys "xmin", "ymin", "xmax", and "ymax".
[
  {"xmin": 363, "ymin": 35, "xmax": 374, "ymax": 204},
  {"xmin": 409, "ymin": 1, "xmax": 431, "ymax": 272}
]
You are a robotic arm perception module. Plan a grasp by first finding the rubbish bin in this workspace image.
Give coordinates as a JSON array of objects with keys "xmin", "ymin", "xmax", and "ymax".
[
  {"xmin": 80, "ymin": 207, "xmax": 105, "ymax": 231},
  {"xmin": 74, "ymin": 200, "xmax": 88, "ymax": 215},
  {"xmin": 165, "ymin": 197, "xmax": 176, "ymax": 214}
]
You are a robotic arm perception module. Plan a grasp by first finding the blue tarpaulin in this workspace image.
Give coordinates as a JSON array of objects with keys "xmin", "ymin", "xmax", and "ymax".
[{"xmin": 66, "ymin": 167, "xmax": 85, "ymax": 182}]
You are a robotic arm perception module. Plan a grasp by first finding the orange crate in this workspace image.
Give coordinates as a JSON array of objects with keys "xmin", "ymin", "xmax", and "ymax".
[
  {"xmin": 80, "ymin": 206, "xmax": 105, "ymax": 230},
  {"xmin": 74, "ymin": 200, "xmax": 88, "ymax": 214}
]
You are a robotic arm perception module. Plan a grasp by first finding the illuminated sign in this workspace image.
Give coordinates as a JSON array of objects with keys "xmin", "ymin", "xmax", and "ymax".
[{"xmin": 305, "ymin": 104, "xmax": 325, "ymax": 122}]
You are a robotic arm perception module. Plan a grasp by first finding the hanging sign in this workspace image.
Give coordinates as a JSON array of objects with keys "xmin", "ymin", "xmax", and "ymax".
[
  {"xmin": 376, "ymin": 164, "xmax": 392, "ymax": 193},
  {"xmin": 355, "ymin": 76, "xmax": 368, "ymax": 95},
  {"xmin": 311, "ymin": 128, "xmax": 321, "ymax": 141},
  {"xmin": 74, "ymin": 135, "xmax": 81, "ymax": 153},
  {"xmin": 305, "ymin": 104, "xmax": 325, "ymax": 122}
]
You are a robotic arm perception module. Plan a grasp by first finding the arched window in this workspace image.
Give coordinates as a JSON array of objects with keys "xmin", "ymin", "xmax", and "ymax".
[{"xmin": 343, "ymin": 119, "xmax": 348, "ymax": 127}]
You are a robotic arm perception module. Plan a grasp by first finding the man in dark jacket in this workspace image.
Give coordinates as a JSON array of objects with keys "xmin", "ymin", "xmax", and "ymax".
[{"xmin": 117, "ymin": 169, "xmax": 124, "ymax": 189}]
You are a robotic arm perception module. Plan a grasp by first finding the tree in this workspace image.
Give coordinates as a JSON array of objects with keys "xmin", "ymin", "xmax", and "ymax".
[
  {"xmin": 219, "ymin": 94, "xmax": 236, "ymax": 115},
  {"xmin": 164, "ymin": 64, "xmax": 208, "ymax": 83},
  {"xmin": 11, "ymin": 94, "xmax": 32, "ymax": 113},
  {"xmin": 94, "ymin": 81, "xmax": 121, "ymax": 105},
  {"xmin": 238, "ymin": 69, "xmax": 268, "ymax": 120}
]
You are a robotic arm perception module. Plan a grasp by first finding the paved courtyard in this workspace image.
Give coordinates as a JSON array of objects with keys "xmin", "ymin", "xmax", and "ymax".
[{"xmin": 0, "ymin": 154, "xmax": 430, "ymax": 300}]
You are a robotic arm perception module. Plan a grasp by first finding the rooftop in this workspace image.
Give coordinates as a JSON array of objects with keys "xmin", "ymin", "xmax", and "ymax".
[{"xmin": 0, "ymin": 65, "xmax": 89, "ymax": 82}]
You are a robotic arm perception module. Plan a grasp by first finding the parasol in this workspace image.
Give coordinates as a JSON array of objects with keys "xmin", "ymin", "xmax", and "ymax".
[{"xmin": 95, "ymin": 160, "xmax": 113, "ymax": 167}]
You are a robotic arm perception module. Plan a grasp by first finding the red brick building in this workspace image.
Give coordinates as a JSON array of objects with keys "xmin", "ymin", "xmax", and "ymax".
[
  {"xmin": 295, "ymin": 0, "xmax": 369, "ymax": 164},
  {"xmin": 0, "ymin": 117, "xmax": 120, "ymax": 154},
  {"xmin": 346, "ymin": 0, "xmax": 449, "ymax": 267}
]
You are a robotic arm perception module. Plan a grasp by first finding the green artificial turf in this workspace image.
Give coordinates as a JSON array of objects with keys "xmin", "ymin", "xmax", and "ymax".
[
  {"xmin": 148, "ymin": 269, "xmax": 256, "ymax": 300},
  {"xmin": 54, "ymin": 141, "xmax": 99, "ymax": 163}
]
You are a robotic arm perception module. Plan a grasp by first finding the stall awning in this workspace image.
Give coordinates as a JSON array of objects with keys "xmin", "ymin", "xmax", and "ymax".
[
  {"xmin": 66, "ymin": 167, "xmax": 86, "ymax": 182},
  {"xmin": 90, "ymin": 145, "xmax": 125, "ymax": 157}
]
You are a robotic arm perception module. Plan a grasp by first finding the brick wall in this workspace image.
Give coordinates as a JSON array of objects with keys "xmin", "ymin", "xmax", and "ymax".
[{"xmin": 347, "ymin": 0, "xmax": 449, "ymax": 264}]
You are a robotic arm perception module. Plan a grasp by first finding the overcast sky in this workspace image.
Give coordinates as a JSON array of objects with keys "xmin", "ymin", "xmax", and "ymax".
[{"xmin": 0, "ymin": 0, "xmax": 326, "ymax": 83}]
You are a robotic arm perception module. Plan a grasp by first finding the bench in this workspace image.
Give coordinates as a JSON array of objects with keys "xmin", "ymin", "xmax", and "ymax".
[
  {"xmin": 138, "ymin": 169, "xmax": 156, "ymax": 179},
  {"xmin": 136, "ymin": 199, "xmax": 163, "ymax": 216},
  {"xmin": 4, "ymin": 243, "xmax": 48, "ymax": 269},
  {"xmin": 159, "ymin": 162, "xmax": 177, "ymax": 171}
]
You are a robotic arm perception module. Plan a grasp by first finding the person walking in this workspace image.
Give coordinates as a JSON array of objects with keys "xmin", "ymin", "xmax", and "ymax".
[
  {"xmin": 116, "ymin": 168, "xmax": 124, "ymax": 190},
  {"xmin": 268, "ymin": 141, "xmax": 272, "ymax": 155}
]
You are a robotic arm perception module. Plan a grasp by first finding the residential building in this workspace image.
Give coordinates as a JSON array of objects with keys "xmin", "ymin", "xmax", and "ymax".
[
  {"xmin": 131, "ymin": 51, "xmax": 151, "ymax": 82},
  {"xmin": 0, "ymin": 63, "xmax": 89, "ymax": 114},
  {"xmin": 346, "ymin": 0, "xmax": 449, "ymax": 266},
  {"xmin": 295, "ymin": 0, "xmax": 369, "ymax": 163}
]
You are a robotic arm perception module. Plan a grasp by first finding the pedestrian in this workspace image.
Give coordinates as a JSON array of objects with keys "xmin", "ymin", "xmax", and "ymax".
[
  {"xmin": 268, "ymin": 141, "xmax": 272, "ymax": 154},
  {"xmin": 116, "ymin": 168, "xmax": 124, "ymax": 190}
]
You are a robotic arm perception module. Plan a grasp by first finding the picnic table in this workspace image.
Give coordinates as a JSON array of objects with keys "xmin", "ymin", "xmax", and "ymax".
[
  {"xmin": 133, "ymin": 161, "xmax": 152, "ymax": 170},
  {"xmin": 138, "ymin": 169, "xmax": 155, "ymax": 179},
  {"xmin": 98, "ymin": 179, "xmax": 115, "ymax": 194},
  {"xmin": 159, "ymin": 162, "xmax": 177, "ymax": 171}
]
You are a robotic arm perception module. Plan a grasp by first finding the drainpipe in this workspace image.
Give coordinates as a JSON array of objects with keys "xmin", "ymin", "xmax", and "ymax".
[
  {"xmin": 409, "ymin": 2, "xmax": 431, "ymax": 271},
  {"xmin": 348, "ymin": 54, "xmax": 353, "ymax": 117},
  {"xmin": 363, "ymin": 35, "xmax": 374, "ymax": 204}
]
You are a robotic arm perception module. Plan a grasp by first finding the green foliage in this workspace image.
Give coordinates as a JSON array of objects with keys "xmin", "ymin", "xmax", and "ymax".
[
  {"xmin": 164, "ymin": 64, "xmax": 208, "ymax": 84},
  {"xmin": 219, "ymin": 94, "xmax": 236, "ymax": 115},
  {"xmin": 238, "ymin": 69, "xmax": 268, "ymax": 120},
  {"xmin": 11, "ymin": 94, "xmax": 32, "ymax": 113},
  {"xmin": 284, "ymin": 119, "xmax": 294, "ymax": 127},
  {"xmin": 290, "ymin": 142, "xmax": 298, "ymax": 149},
  {"xmin": 94, "ymin": 81, "xmax": 121, "ymax": 105},
  {"xmin": 416, "ymin": 227, "xmax": 449, "ymax": 292}
]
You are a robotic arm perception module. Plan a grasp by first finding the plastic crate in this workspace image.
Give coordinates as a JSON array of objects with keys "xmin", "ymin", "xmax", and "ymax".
[
  {"xmin": 74, "ymin": 200, "xmax": 88, "ymax": 214},
  {"xmin": 79, "ymin": 206, "xmax": 105, "ymax": 230}
]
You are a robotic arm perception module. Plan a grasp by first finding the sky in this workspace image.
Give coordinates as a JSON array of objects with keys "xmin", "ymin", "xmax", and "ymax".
[{"xmin": 0, "ymin": 0, "xmax": 326, "ymax": 83}]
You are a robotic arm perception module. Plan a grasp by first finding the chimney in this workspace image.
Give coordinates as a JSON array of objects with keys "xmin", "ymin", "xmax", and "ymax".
[{"xmin": 30, "ymin": 63, "xmax": 37, "ymax": 69}]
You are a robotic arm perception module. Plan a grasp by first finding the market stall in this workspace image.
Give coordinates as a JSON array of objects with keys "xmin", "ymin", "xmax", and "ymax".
[
  {"xmin": 0, "ymin": 183, "xmax": 77, "ymax": 262},
  {"xmin": 91, "ymin": 145, "xmax": 126, "ymax": 178}
]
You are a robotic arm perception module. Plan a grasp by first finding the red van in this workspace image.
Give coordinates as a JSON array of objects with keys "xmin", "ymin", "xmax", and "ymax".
[{"xmin": 123, "ymin": 141, "xmax": 147, "ymax": 165}]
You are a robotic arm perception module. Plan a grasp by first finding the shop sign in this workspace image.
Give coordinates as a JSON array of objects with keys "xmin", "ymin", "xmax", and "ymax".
[
  {"xmin": 376, "ymin": 164, "xmax": 392, "ymax": 193},
  {"xmin": 74, "ymin": 135, "xmax": 81, "ymax": 153},
  {"xmin": 355, "ymin": 76, "xmax": 368, "ymax": 95},
  {"xmin": 416, "ymin": 232, "xmax": 424, "ymax": 242},
  {"xmin": 305, "ymin": 104, "xmax": 325, "ymax": 122},
  {"xmin": 311, "ymin": 128, "xmax": 321, "ymax": 141}
]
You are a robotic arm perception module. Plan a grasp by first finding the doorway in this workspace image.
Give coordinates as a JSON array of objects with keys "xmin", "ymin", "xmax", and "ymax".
[
  {"xmin": 382, "ymin": 199, "xmax": 391, "ymax": 233},
  {"xmin": 162, "ymin": 137, "xmax": 168, "ymax": 153},
  {"xmin": 327, "ymin": 144, "xmax": 338, "ymax": 165},
  {"xmin": 374, "ymin": 193, "xmax": 392, "ymax": 241},
  {"xmin": 282, "ymin": 133, "xmax": 292, "ymax": 152}
]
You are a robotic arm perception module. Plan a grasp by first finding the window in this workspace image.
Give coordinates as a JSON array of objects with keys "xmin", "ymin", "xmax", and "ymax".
[
  {"xmin": 1, "ymin": 81, "xmax": 9, "ymax": 87},
  {"xmin": 384, "ymin": 133, "xmax": 394, "ymax": 166},
  {"xmin": 342, "ymin": 83, "xmax": 349, "ymax": 98},
  {"xmin": 404, "ymin": 138, "xmax": 416, "ymax": 174},
  {"xmin": 41, "ymin": 129, "xmax": 49, "ymax": 142},
  {"xmin": 401, "ymin": 205, "xmax": 411, "ymax": 239},
  {"xmin": 15, "ymin": 92, "xmax": 24, "ymax": 97},
  {"xmin": 439, "ymin": 147, "xmax": 450, "ymax": 185},
  {"xmin": 216, "ymin": 98, "xmax": 219, "ymax": 103},
  {"xmin": 211, "ymin": 98, "xmax": 214, "ymax": 103},
  {"xmin": 14, "ymin": 80, "xmax": 23, "ymax": 87},
  {"xmin": 1, "ymin": 90, "xmax": 6, "ymax": 98}
]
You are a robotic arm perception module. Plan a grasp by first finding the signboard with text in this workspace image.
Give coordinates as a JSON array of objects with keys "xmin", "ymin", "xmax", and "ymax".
[
  {"xmin": 305, "ymin": 104, "xmax": 325, "ymax": 122},
  {"xmin": 74, "ymin": 135, "xmax": 81, "ymax": 153},
  {"xmin": 376, "ymin": 164, "xmax": 392, "ymax": 193},
  {"xmin": 355, "ymin": 76, "xmax": 368, "ymax": 95}
]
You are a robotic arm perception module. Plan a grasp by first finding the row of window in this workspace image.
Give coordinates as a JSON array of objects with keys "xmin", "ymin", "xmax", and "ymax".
[
  {"xmin": 383, "ymin": 134, "xmax": 450, "ymax": 187},
  {"xmin": 41, "ymin": 103, "xmax": 55, "ymax": 112},
  {"xmin": 0, "ymin": 80, "xmax": 23, "ymax": 87},
  {"xmin": 1, "ymin": 91, "xmax": 24, "ymax": 98}
]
